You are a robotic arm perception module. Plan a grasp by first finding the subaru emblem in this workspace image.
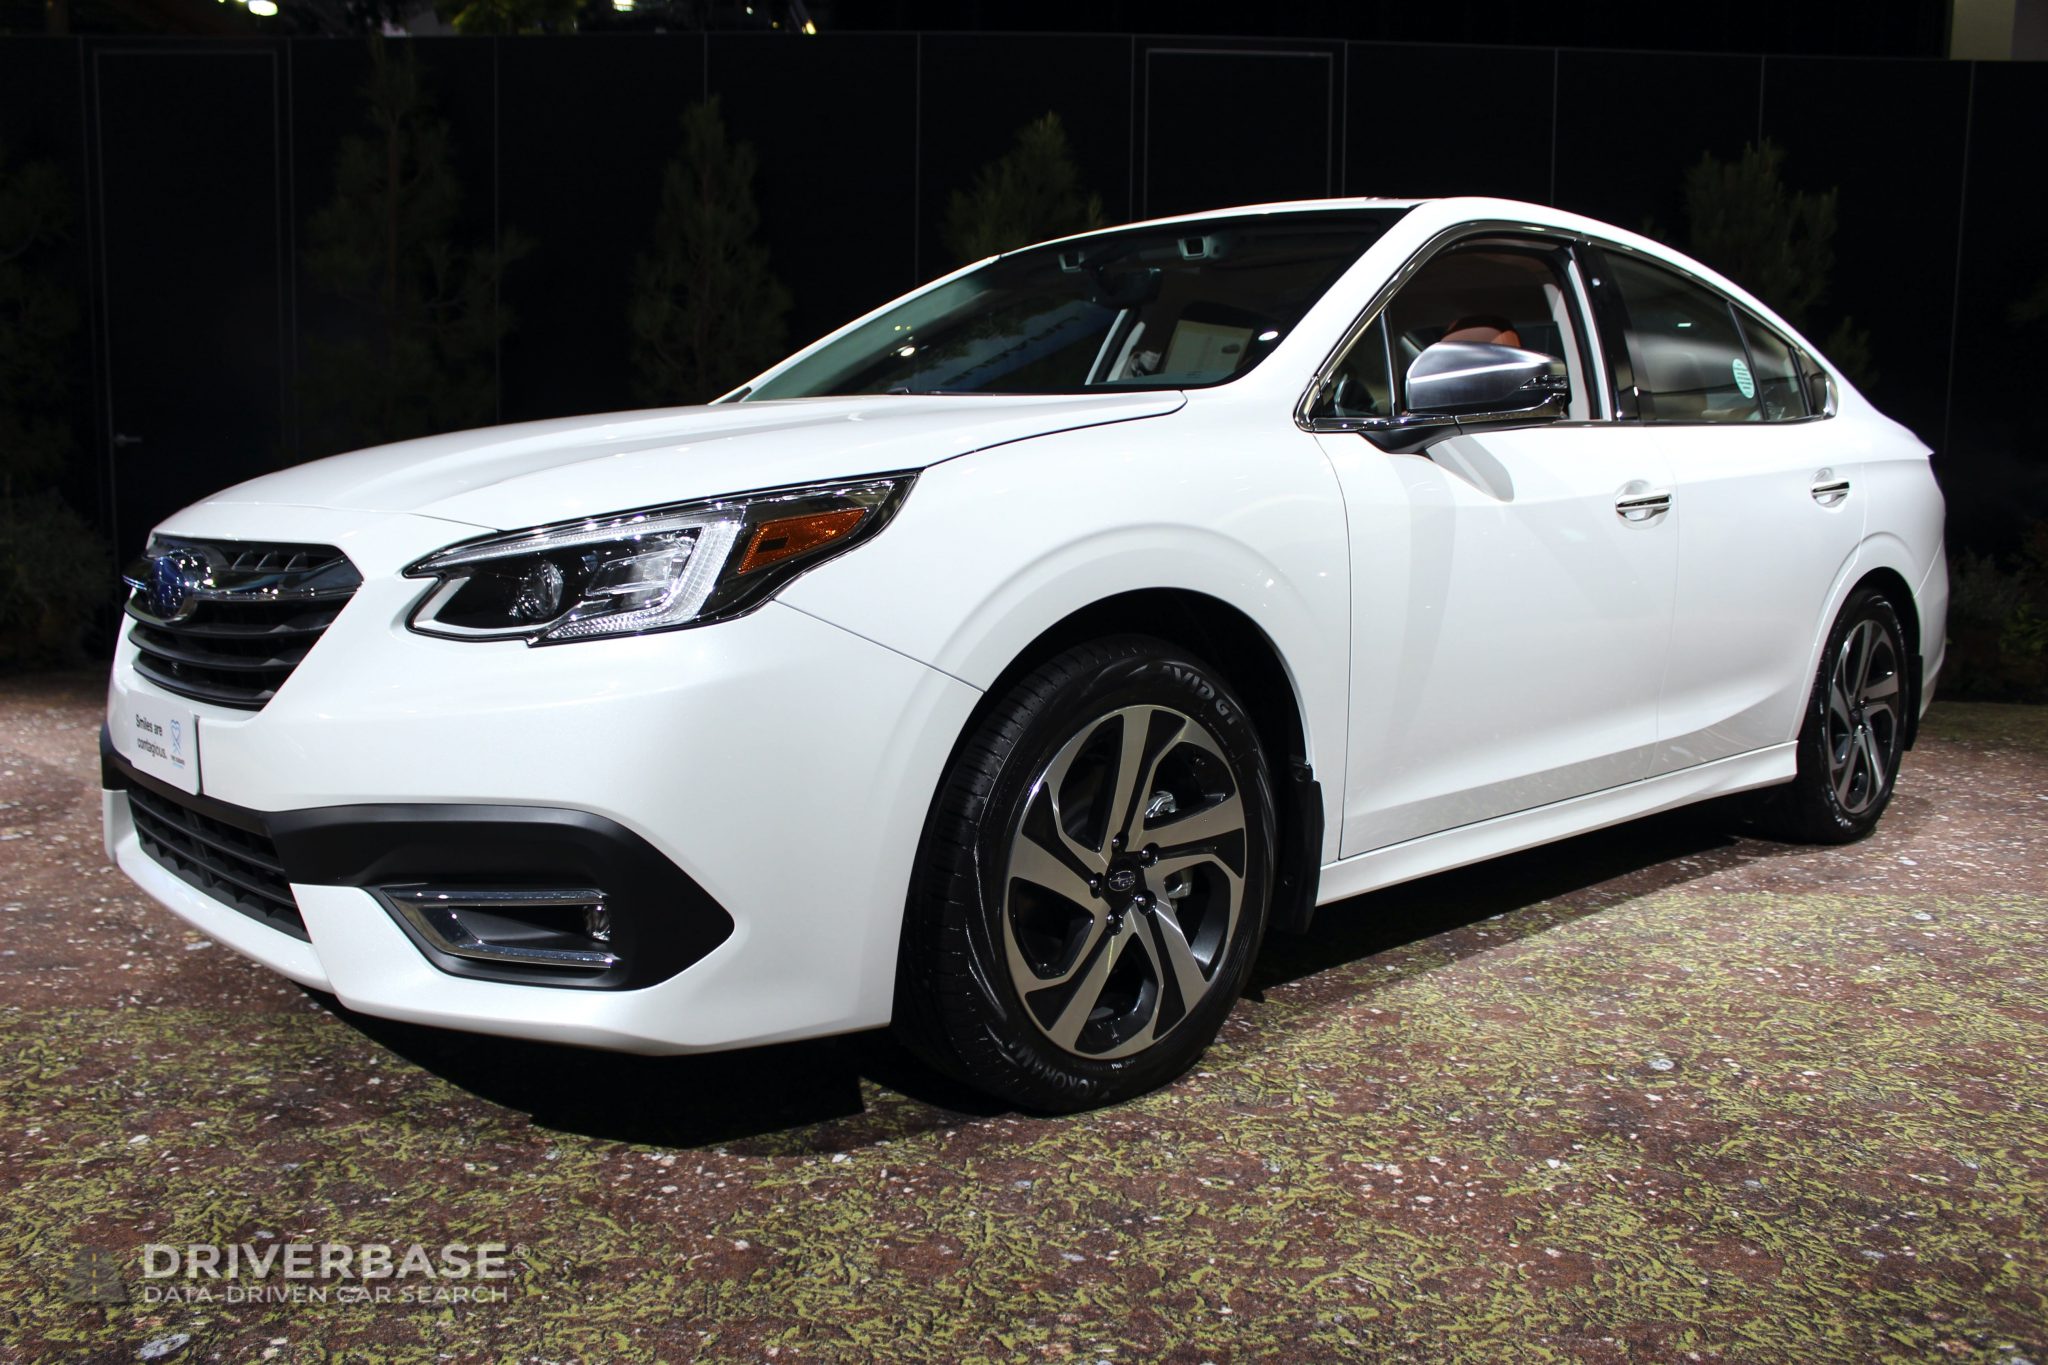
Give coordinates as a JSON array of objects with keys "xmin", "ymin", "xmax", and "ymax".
[
  {"xmin": 145, "ymin": 547, "xmax": 214, "ymax": 622},
  {"xmin": 1106, "ymin": 868, "xmax": 1139, "ymax": 894}
]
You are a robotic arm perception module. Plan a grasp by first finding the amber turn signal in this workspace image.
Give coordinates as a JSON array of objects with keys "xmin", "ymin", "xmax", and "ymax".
[{"xmin": 736, "ymin": 506, "xmax": 869, "ymax": 576}]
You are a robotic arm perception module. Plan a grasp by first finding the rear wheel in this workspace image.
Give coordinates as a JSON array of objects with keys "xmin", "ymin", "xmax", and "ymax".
[
  {"xmin": 1753, "ymin": 587, "xmax": 1909, "ymax": 843},
  {"xmin": 894, "ymin": 636, "xmax": 1275, "ymax": 1112}
]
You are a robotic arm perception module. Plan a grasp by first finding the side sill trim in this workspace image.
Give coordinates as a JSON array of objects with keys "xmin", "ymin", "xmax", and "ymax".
[{"xmin": 1314, "ymin": 744, "xmax": 1796, "ymax": 907}]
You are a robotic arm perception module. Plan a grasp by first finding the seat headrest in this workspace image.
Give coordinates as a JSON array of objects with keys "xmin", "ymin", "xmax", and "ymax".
[{"xmin": 1442, "ymin": 314, "xmax": 1522, "ymax": 349}]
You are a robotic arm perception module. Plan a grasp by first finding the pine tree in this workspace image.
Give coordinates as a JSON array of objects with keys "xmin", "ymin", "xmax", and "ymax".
[
  {"xmin": 0, "ymin": 141, "xmax": 107, "ymax": 665},
  {"xmin": 300, "ymin": 39, "xmax": 527, "ymax": 458},
  {"xmin": 942, "ymin": 112, "xmax": 1104, "ymax": 264},
  {"xmin": 1680, "ymin": 138, "xmax": 1874, "ymax": 387},
  {"xmin": 629, "ymin": 98, "xmax": 792, "ymax": 406}
]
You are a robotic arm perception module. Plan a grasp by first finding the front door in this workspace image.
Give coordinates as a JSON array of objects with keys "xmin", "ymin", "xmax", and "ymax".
[{"xmin": 1309, "ymin": 236, "xmax": 1679, "ymax": 856}]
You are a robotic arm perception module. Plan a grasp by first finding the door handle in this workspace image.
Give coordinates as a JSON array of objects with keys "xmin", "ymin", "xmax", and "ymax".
[
  {"xmin": 1614, "ymin": 490, "xmax": 1673, "ymax": 522},
  {"xmin": 112, "ymin": 433, "xmax": 144, "ymax": 450},
  {"xmin": 1810, "ymin": 472, "xmax": 1850, "ymax": 507}
]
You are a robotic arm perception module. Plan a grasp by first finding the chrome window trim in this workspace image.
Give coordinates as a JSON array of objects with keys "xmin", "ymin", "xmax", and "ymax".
[{"xmin": 1563, "ymin": 250, "xmax": 1614, "ymax": 420}]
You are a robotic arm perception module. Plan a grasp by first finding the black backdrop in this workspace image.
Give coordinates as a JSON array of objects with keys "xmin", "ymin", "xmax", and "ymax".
[{"xmin": 3, "ymin": 33, "xmax": 2044, "ymax": 560}]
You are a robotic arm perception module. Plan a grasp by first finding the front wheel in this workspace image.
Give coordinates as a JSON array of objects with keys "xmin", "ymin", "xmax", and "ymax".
[
  {"xmin": 1754, "ymin": 587, "xmax": 1910, "ymax": 844},
  {"xmin": 894, "ymin": 636, "xmax": 1276, "ymax": 1112}
]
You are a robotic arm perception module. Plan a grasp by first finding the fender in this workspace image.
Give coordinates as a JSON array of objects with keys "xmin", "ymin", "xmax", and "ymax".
[
  {"xmin": 778, "ymin": 412, "xmax": 1354, "ymax": 865},
  {"xmin": 1791, "ymin": 530, "xmax": 1940, "ymax": 749}
]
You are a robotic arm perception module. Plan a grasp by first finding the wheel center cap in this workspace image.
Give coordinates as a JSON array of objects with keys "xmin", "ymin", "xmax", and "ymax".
[{"xmin": 1105, "ymin": 867, "xmax": 1139, "ymax": 895}]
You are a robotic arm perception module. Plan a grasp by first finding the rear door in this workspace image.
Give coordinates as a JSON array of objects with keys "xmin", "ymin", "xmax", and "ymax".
[{"xmin": 1590, "ymin": 248, "xmax": 1866, "ymax": 772}]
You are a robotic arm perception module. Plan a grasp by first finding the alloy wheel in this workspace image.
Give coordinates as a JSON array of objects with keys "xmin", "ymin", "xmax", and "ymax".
[
  {"xmin": 1824, "ymin": 617, "xmax": 1903, "ymax": 816},
  {"xmin": 1000, "ymin": 704, "xmax": 1249, "ymax": 1060}
]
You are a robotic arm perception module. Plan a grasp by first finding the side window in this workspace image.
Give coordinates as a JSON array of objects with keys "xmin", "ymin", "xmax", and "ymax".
[
  {"xmin": 1734, "ymin": 309, "xmax": 1810, "ymax": 421},
  {"xmin": 1318, "ymin": 315, "xmax": 1393, "ymax": 419},
  {"xmin": 1382, "ymin": 247, "xmax": 1594, "ymax": 421},
  {"xmin": 1606, "ymin": 254, "xmax": 1758, "ymax": 423},
  {"xmin": 1796, "ymin": 345, "xmax": 1835, "ymax": 416},
  {"xmin": 1310, "ymin": 241, "xmax": 1596, "ymax": 425}
]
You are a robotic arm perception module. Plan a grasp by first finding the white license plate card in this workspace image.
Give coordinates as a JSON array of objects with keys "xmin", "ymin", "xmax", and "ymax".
[{"xmin": 126, "ymin": 695, "xmax": 201, "ymax": 794}]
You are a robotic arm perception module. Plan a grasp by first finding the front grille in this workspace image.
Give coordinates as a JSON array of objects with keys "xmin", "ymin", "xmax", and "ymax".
[
  {"xmin": 126, "ymin": 784, "xmax": 307, "ymax": 940},
  {"xmin": 123, "ymin": 537, "xmax": 361, "ymax": 710}
]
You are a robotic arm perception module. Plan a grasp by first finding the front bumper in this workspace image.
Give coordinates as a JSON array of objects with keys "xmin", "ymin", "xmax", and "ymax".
[{"xmin": 103, "ymin": 504, "xmax": 982, "ymax": 1052}]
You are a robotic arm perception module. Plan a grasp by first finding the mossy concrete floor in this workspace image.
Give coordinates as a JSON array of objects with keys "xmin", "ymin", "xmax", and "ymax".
[{"xmin": 2, "ymin": 674, "xmax": 2044, "ymax": 1364}]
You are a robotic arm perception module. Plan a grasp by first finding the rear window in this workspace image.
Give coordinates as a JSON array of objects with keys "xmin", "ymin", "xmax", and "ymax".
[{"xmin": 1607, "ymin": 254, "xmax": 1757, "ymax": 423}]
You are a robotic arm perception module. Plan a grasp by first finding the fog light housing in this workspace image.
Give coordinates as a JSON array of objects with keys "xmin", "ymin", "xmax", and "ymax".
[{"xmin": 380, "ymin": 886, "xmax": 619, "ymax": 976}]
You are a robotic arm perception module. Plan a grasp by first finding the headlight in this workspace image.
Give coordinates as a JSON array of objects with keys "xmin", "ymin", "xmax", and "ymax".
[{"xmin": 404, "ymin": 474, "xmax": 913, "ymax": 644}]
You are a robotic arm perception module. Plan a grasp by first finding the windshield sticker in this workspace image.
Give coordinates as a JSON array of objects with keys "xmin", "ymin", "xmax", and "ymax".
[{"xmin": 1731, "ymin": 356, "xmax": 1756, "ymax": 399}]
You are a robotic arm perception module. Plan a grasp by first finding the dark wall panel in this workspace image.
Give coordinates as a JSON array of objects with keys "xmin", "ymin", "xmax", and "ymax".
[
  {"xmin": 1141, "ymin": 44, "xmax": 1335, "ymax": 218},
  {"xmin": 1944, "ymin": 63, "xmax": 2048, "ymax": 555},
  {"xmin": 497, "ymin": 34, "xmax": 704, "ymax": 421},
  {"xmin": 1343, "ymin": 43, "xmax": 1555, "ymax": 203},
  {"xmin": 708, "ymin": 32, "xmax": 918, "ymax": 349},
  {"xmin": 1759, "ymin": 56, "xmax": 1969, "ymax": 448},
  {"xmin": 1553, "ymin": 50, "xmax": 1762, "ymax": 237},
  {"xmin": 916, "ymin": 32, "xmax": 1133, "ymax": 278},
  {"xmin": 0, "ymin": 41, "xmax": 98, "ymax": 524},
  {"xmin": 95, "ymin": 48, "xmax": 283, "ymax": 554}
]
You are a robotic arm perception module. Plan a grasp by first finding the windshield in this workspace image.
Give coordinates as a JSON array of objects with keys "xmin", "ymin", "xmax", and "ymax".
[{"xmin": 745, "ymin": 209, "xmax": 1408, "ymax": 400}]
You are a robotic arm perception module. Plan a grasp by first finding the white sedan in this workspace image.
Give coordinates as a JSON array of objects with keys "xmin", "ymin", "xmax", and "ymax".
[{"xmin": 103, "ymin": 196, "xmax": 1946, "ymax": 1111}]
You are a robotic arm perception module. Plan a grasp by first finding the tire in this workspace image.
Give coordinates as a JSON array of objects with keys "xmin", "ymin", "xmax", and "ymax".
[
  {"xmin": 1751, "ymin": 587, "xmax": 1910, "ymax": 844},
  {"xmin": 894, "ymin": 635, "xmax": 1276, "ymax": 1113}
]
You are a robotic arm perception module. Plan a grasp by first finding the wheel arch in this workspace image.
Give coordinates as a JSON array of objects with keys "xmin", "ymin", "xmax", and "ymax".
[{"xmin": 935, "ymin": 588, "xmax": 1326, "ymax": 935}]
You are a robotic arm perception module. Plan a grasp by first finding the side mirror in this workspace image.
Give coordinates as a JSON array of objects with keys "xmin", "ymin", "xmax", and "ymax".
[{"xmin": 1405, "ymin": 340, "xmax": 1569, "ymax": 420}]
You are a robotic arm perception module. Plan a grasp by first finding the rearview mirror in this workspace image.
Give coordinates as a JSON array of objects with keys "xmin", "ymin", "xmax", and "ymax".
[{"xmin": 1405, "ymin": 340, "xmax": 1569, "ymax": 419}]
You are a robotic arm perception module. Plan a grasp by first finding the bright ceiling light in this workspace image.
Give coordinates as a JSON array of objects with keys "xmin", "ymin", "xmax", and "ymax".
[{"xmin": 247, "ymin": 0, "xmax": 277, "ymax": 13}]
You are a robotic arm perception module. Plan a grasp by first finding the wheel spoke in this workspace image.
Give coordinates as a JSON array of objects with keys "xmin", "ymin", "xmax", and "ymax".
[
  {"xmin": 1855, "ymin": 724, "xmax": 1884, "ymax": 792},
  {"xmin": 1861, "ymin": 672, "xmax": 1900, "ymax": 704},
  {"xmin": 1142, "ymin": 901, "xmax": 1212, "ymax": 1011},
  {"xmin": 1102, "ymin": 707, "xmax": 1176, "ymax": 853},
  {"xmin": 1008, "ymin": 826, "xmax": 1101, "ymax": 914},
  {"xmin": 1851, "ymin": 621, "xmax": 1877, "ymax": 698},
  {"xmin": 1833, "ymin": 737, "xmax": 1859, "ymax": 806},
  {"xmin": 1146, "ymin": 790, "xmax": 1245, "ymax": 849},
  {"xmin": 1149, "ymin": 847, "xmax": 1235, "ymax": 886},
  {"xmin": 1041, "ymin": 920, "xmax": 1131, "ymax": 1052},
  {"xmin": 1038, "ymin": 734, "xmax": 1111, "ymax": 874},
  {"xmin": 1006, "ymin": 901, "xmax": 1105, "ymax": 992},
  {"xmin": 1829, "ymin": 674, "xmax": 1855, "ymax": 729}
]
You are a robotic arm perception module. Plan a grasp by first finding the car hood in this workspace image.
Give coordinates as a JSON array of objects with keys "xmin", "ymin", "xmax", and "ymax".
[{"xmin": 202, "ymin": 392, "xmax": 1187, "ymax": 530}]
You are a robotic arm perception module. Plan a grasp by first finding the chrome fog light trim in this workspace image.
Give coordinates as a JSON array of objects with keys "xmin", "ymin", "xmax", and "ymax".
[{"xmin": 381, "ymin": 886, "xmax": 620, "ymax": 971}]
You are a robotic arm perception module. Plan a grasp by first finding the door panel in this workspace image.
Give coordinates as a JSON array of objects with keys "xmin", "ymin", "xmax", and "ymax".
[
  {"xmin": 1322, "ymin": 425, "xmax": 1677, "ymax": 855},
  {"xmin": 1584, "ymin": 248, "xmax": 1868, "ymax": 772},
  {"xmin": 1651, "ymin": 422, "xmax": 1866, "ymax": 770}
]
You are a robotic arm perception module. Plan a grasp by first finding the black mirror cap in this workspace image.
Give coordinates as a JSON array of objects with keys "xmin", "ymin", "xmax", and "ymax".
[{"xmin": 1405, "ymin": 340, "xmax": 1570, "ymax": 419}]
